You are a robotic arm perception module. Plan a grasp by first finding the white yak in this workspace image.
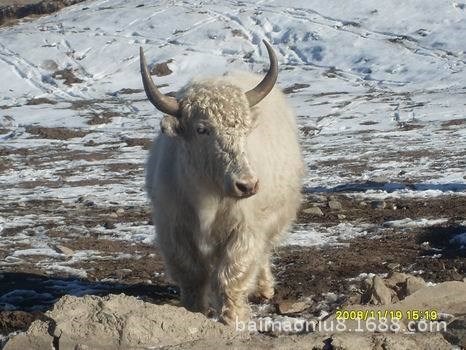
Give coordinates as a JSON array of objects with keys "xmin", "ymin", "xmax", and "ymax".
[{"xmin": 142, "ymin": 40, "xmax": 304, "ymax": 324}]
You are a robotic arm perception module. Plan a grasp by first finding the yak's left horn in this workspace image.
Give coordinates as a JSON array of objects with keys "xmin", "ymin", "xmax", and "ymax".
[
  {"xmin": 245, "ymin": 40, "xmax": 278, "ymax": 107},
  {"xmin": 140, "ymin": 47, "xmax": 180, "ymax": 116}
]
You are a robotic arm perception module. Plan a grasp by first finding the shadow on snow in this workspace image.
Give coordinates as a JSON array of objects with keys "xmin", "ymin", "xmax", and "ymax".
[{"xmin": 0, "ymin": 272, "xmax": 178, "ymax": 313}]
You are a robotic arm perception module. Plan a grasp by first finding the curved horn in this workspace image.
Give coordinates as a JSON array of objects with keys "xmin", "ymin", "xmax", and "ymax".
[
  {"xmin": 245, "ymin": 40, "xmax": 278, "ymax": 107},
  {"xmin": 140, "ymin": 47, "xmax": 180, "ymax": 116}
]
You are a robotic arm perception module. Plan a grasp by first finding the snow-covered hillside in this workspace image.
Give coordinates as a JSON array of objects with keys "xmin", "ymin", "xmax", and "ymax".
[{"xmin": 0, "ymin": 0, "xmax": 465, "ymax": 278}]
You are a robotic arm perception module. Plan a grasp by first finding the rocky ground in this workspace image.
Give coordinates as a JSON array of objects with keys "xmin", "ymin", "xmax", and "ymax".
[
  {"xmin": 1, "ymin": 277, "xmax": 465, "ymax": 349},
  {"xmin": 0, "ymin": 185, "xmax": 465, "ymax": 348}
]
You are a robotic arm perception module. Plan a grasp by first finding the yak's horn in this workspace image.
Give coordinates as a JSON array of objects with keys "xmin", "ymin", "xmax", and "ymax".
[
  {"xmin": 140, "ymin": 47, "xmax": 180, "ymax": 116},
  {"xmin": 245, "ymin": 40, "xmax": 278, "ymax": 107}
]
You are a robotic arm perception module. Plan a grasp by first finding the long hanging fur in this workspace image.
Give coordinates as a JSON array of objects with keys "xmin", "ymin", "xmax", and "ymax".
[{"xmin": 145, "ymin": 72, "xmax": 304, "ymax": 325}]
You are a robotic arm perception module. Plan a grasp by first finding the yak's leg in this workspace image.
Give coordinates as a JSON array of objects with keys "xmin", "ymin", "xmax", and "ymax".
[
  {"xmin": 162, "ymin": 240, "xmax": 209, "ymax": 313},
  {"xmin": 213, "ymin": 232, "xmax": 264, "ymax": 325},
  {"xmin": 252, "ymin": 254, "xmax": 275, "ymax": 301}
]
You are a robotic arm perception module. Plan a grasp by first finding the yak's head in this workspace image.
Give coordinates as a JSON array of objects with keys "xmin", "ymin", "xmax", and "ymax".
[{"xmin": 140, "ymin": 40, "xmax": 277, "ymax": 199}]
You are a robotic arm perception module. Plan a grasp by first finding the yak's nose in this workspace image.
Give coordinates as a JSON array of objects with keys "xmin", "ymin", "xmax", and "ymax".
[{"xmin": 233, "ymin": 177, "xmax": 259, "ymax": 197}]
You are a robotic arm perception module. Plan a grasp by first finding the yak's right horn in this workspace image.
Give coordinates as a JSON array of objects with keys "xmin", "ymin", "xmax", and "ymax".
[{"xmin": 140, "ymin": 47, "xmax": 180, "ymax": 116}]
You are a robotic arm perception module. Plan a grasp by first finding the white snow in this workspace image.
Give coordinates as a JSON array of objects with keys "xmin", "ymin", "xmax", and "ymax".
[
  {"xmin": 383, "ymin": 218, "xmax": 449, "ymax": 228},
  {"xmin": 12, "ymin": 248, "xmax": 63, "ymax": 258},
  {"xmin": 285, "ymin": 222, "xmax": 375, "ymax": 247}
]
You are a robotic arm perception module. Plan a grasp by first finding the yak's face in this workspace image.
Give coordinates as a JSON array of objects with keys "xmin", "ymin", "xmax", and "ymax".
[
  {"xmin": 139, "ymin": 40, "xmax": 278, "ymax": 198},
  {"xmin": 161, "ymin": 82, "xmax": 259, "ymax": 198}
]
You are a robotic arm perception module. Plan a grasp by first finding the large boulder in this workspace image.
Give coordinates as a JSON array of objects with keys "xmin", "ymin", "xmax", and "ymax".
[{"xmin": 4, "ymin": 294, "xmax": 241, "ymax": 350}]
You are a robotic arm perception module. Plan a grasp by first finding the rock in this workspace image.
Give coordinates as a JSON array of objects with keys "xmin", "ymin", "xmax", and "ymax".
[
  {"xmin": 370, "ymin": 200, "xmax": 386, "ymax": 209},
  {"xmin": 115, "ymin": 208, "xmax": 125, "ymax": 215},
  {"xmin": 389, "ymin": 203, "xmax": 397, "ymax": 210},
  {"xmin": 405, "ymin": 276, "xmax": 426, "ymax": 296},
  {"xmin": 400, "ymin": 281, "xmax": 466, "ymax": 314},
  {"xmin": 331, "ymin": 332, "xmax": 448, "ymax": 350},
  {"xmin": 337, "ymin": 214, "xmax": 346, "ymax": 220},
  {"xmin": 103, "ymin": 221, "xmax": 115, "ymax": 229},
  {"xmin": 345, "ymin": 281, "xmax": 466, "ymax": 320},
  {"xmin": 150, "ymin": 61, "xmax": 173, "ymax": 77},
  {"xmin": 84, "ymin": 200, "xmax": 95, "ymax": 207},
  {"xmin": 277, "ymin": 300, "xmax": 312, "ymax": 315},
  {"xmin": 327, "ymin": 281, "xmax": 466, "ymax": 340},
  {"xmin": 54, "ymin": 245, "xmax": 74, "ymax": 256},
  {"xmin": 114, "ymin": 269, "xmax": 132, "ymax": 279},
  {"xmin": 449, "ymin": 269, "xmax": 464, "ymax": 281},
  {"xmin": 386, "ymin": 263, "xmax": 400, "ymax": 271},
  {"xmin": 366, "ymin": 276, "xmax": 396, "ymax": 305},
  {"xmin": 384, "ymin": 271, "xmax": 410, "ymax": 289},
  {"xmin": 302, "ymin": 206, "xmax": 324, "ymax": 216},
  {"xmin": 358, "ymin": 201, "xmax": 367, "ymax": 207},
  {"xmin": 4, "ymin": 320, "xmax": 53, "ymax": 350},
  {"xmin": 5, "ymin": 294, "xmax": 241, "ymax": 350},
  {"xmin": 371, "ymin": 175, "xmax": 389, "ymax": 183},
  {"xmin": 328, "ymin": 200, "xmax": 342, "ymax": 210},
  {"xmin": 443, "ymin": 316, "xmax": 466, "ymax": 348},
  {"xmin": 5, "ymin": 290, "xmax": 461, "ymax": 350},
  {"xmin": 309, "ymin": 194, "xmax": 327, "ymax": 202},
  {"xmin": 146, "ymin": 332, "xmax": 451, "ymax": 350},
  {"xmin": 0, "ymin": 311, "xmax": 37, "ymax": 335}
]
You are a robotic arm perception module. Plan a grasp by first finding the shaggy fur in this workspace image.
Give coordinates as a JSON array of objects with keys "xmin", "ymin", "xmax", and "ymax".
[{"xmin": 145, "ymin": 72, "xmax": 304, "ymax": 324}]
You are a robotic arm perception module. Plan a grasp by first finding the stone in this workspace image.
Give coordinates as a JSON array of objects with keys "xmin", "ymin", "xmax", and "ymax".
[
  {"xmin": 277, "ymin": 300, "xmax": 313, "ymax": 315},
  {"xmin": 13, "ymin": 294, "xmax": 240, "ymax": 350},
  {"xmin": 370, "ymin": 200, "xmax": 386, "ymax": 209},
  {"xmin": 328, "ymin": 200, "xmax": 342, "ymax": 210},
  {"xmin": 405, "ymin": 276, "xmax": 427, "ymax": 296},
  {"xmin": 367, "ymin": 276, "xmax": 395, "ymax": 305},
  {"xmin": 3, "ymin": 320, "xmax": 53, "ymax": 350},
  {"xmin": 384, "ymin": 271, "xmax": 410, "ymax": 289},
  {"xmin": 400, "ymin": 281, "xmax": 466, "ymax": 314},
  {"xmin": 386, "ymin": 263, "xmax": 400, "ymax": 271},
  {"xmin": 302, "ymin": 206, "xmax": 324, "ymax": 216},
  {"xmin": 150, "ymin": 61, "xmax": 173, "ymax": 77},
  {"xmin": 327, "ymin": 281, "xmax": 466, "ymax": 340},
  {"xmin": 443, "ymin": 316, "xmax": 466, "ymax": 348},
  {"xmin": 103, "ymin": 221, "xmax": 115, "ymax": 229},
  {"xmin": 54, "ymin": 245, "xmax": 74, "ymax": 256}
]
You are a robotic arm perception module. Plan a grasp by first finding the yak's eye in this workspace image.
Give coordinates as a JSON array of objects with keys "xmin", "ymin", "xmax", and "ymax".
[{"xmin": 197, "ymin": 126, "xmax": 209, "ymax": 135}]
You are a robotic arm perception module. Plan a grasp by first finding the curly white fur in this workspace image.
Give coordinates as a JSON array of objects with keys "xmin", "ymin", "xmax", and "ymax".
[{"xmin": 145, "ymin": 72, "xmax": 304, "ymax": 324}]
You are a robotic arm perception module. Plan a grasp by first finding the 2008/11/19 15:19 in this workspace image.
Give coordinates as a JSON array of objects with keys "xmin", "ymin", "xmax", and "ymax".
[{"xmin": 336, "ymin": 309, "xmax": 438, "ymax": 321}]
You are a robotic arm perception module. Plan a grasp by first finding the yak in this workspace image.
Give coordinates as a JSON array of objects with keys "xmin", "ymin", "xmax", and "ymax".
[{"xmin": 142, "ymin": 40, "xmax": 304, "ymax": 325}]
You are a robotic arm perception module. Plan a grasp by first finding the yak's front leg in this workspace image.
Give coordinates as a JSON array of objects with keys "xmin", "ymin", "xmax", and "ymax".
[
  {"xmin": 213, "ymin": 231, "xmax": 264, "ymax": 325},
  {"xmin": 251, "ymin": 253, "xmax": 275, "ymax": 302},
  {"xmin": 160, "ymin": 235, "xmax": 209, "ymax": 314}
]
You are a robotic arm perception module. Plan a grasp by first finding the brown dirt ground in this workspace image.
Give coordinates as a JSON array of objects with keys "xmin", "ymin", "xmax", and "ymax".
[
  {"xmin": 0, "ymin": 0, "xmax": 86, "ymax": 26},
  {"xmin": 1, "ymin": 194, "xmax": 464, "ymax": 337}
]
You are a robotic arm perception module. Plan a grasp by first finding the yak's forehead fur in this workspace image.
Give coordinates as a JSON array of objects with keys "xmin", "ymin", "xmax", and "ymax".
[{"xmin": 179, "ymin": 80, "xmax": 253, "ymax": 132}]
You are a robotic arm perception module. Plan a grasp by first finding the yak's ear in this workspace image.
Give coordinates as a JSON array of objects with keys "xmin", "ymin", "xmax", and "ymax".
[{"xmin": 160, "ymin": 115, "xmax": 181, "ymax": 137}]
